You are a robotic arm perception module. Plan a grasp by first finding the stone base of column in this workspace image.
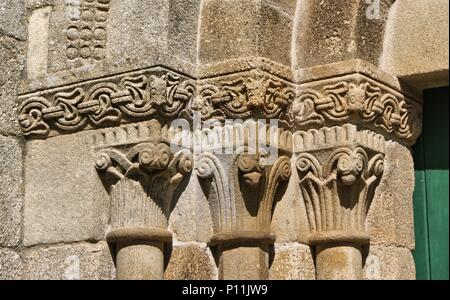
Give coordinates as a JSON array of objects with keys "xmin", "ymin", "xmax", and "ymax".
[{"xmin": 315, "ymin": 243, "xmax": 363, "ymax": 280}]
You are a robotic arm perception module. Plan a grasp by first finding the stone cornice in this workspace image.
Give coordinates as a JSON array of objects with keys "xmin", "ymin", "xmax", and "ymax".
[
  {"xmin": 291, "ymin": 73, "xmax": 422, "ymax": 143},
  {"xmin": 18, "ymin": 66, "xmax": 195, "ymax": 138},
  {"xmin": 18, "ymin": 61, "xmax": 422, "ymax": 145}
]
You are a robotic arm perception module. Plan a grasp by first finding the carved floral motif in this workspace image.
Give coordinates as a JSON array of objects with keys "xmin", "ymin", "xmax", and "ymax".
[{"xmin": 194, "ymin": 122, "xmax": 292, "ymax": 239}]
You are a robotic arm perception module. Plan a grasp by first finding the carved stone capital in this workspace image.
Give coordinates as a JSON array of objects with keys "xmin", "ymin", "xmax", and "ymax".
[
  {"xmin": 294, "ymin": 124, "xmax": 385, "ymax": 245},
  {"xmin": 194, "ymin": 121, "xmax": 292, "ymax": 244},
  {"xmin": 93, "ymin": 121, "xmax": 193, "ymax": 243}
]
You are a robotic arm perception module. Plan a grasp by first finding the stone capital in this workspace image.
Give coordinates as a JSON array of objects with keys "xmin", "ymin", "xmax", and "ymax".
[
  {"xmin": 194, "ymin": 121, "xmax": 292, "ymax": 243},
  {"xmin": 294, "ymin": 124, "xmax": 385, "ymax": 246}
]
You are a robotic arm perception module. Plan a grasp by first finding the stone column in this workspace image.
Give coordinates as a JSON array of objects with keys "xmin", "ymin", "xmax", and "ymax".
[
  {"xmin": 94, "ymin": 122, "xmax": 193, "ymax": 280},
  {"xmin": 294, "ymin": 124, "xmax": 385, "ymax": 280},
  {"xmin": 194, "ymin": 121, "xmax": 292, "ymax": 280}
]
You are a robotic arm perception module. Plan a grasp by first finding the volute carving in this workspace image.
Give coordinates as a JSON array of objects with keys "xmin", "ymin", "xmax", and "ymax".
[
  {"xmin": 194, "ymin": 121, "xmax": 292, "ymax": 244},
  {"xmin": 293, "ymin": 124, "xmax": 385, "ymax": 245},
  {"xmin": 94, "ymin": 121, "xmax": 193, "ymax": 241}
]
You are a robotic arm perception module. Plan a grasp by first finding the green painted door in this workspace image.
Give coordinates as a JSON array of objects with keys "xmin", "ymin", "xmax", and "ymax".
[{"xmin": 413, "ymin": 86, "xmax": 449, "ymax": 280}]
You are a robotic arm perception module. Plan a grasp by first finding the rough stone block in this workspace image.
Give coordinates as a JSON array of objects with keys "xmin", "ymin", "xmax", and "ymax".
[
  {"xmin": 0, "ymin": 35, "xmax": 25, "ymax": 135},
  {"xmin": 22, "ymin": 241, "xmax": 115, "ymax": 279},
  {"xmin": 0, "ymin": 248, "xmax": 22, "ymax": 279},
  {"xmin": 363, "ymin": 246, "xmax": 415, "ymax": 280},
  {"xmin": 107, "ymin": 0, "xmax": 170, "ymax": 71},
  {"xmin": 381, "ymin": 0, "xmax": 449, "ymax": 89},
  {"xmin": 199, "ymin": 0, "xmax": 294, "ymax": 68},
  {"xmin": 294, "ymin": 0, "xmax": 393, "ymax": 68},
  {"xmin": 367, "ymin": 141, "xmax": 415, "ymax": 250},
  {"xmin": 24, "ymin": 130, "xmax": 109, "ymax": 246},
  {"xmin": 259, "ymin": 0, "xmax": 294, "ymax": 67},
  {"xmin": 198, "ymin": 0, "xmax": 260, "ymax": 65},
  {"xmin": 169, "ymin": 174, "xmax": 213, "ymax": 243},
  {"xmin": 0, "ymin": 135, "xmax": 23, "ymax": 247},
  {"xmin": 270, "ymin": 243, "xmax": 315, "ymax": 280},
  {"xmin": 165, "ymin": 243, "xmax": 216, "ymax": 280},
  {"xmin": 168, "ymin": 0, "xmax": 201, "ymax": 65},
  {"xmin": 0, "ymin": 0, "xmax": 27, "ymax": 40}
]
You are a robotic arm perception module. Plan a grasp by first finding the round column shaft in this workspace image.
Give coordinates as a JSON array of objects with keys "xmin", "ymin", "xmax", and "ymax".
[
  {"xmin": 315, "ymin": 242, "xmax": 363, "ymax": 280},
  {"xmin": 115, "ymin": 241, "xmax": 164, "ymax": 280}
]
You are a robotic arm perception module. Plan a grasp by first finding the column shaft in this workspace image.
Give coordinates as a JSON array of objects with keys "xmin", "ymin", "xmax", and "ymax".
[
  {"xmin": 115, "ymin": 241, "xmax": 164, "ymax": 280},
  {"xmin": 315, "ymin": 243, "xmax": 362, "ymax": 280},
  {"xmin": 218, "ymin": 243, "xmax": 269, "ymax": 280}
]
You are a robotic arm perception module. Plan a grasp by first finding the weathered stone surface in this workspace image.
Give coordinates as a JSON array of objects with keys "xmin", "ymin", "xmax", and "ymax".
[
  {"xmin": 107, "ymin": 0, "xmax": 197, "ymax": 74},
  {"xmin": 198, "ymin": 0, "xmax": 294, "ymax": 67},
  {"xmin": 165, "ymin": 243, "xmax": 216, "ymax": 280},
  {"xmin": 219, "ymin": 244, "xmax": 270, "ymax": 280},
  {"xmin": 169, "ymin": 174, "xmax": 213, "ymax": 243},
  {"xmin": 0, "ymin": 35, "xmax": 25, "ymax": 135},
  {"xmin": 0, "ymin": 0, "xmax": 27, "ymax": 40},
  {"xmin": 4, "ymin": 0, "xmax": 443, "ymax": 281},
  {"xmin": 272, "ymin": 161, "xmax": 309, "ymax": 244},
  {"xmin": 0, "ymin": 135, "xmax": 23, "ymax": 247},
  {"xmin": 367, "ymin": 141, "xmax": 415, "ymax": 250},
  {"xmin": 267, "ymin": 0, "xmax": 297, "ymax": 14},
  {"xmin": 168, "ymin": 0, "xmax": 201, "ymax": 65},
  {"xmin": 258, "ymin": 0, "xmax": 294, "ymax": 67},
  {"xmin": 294, "ymin": 0, "xmax": 393, "ymax": 68},
  {"xmin": 363, "ymin": 246, "xmax": 415, "ymax": 280},
  {"xmin": 107, "ymin": 0, "xmax": 168, "ymax": 70},
  {"xmin": 381, "ymin": 0, "xmax": 449, "ymax": 89},
  {"xmin": 270, "ymin": 243, "xmax": 315, "ymax": 280},
  {"xmin": 22, "ymin": 241, "xmax": 115, "ymax": 280},
  {"xmin": 116, "ymin": 242, "xmax": 164, "ymax": 280},
  {"xmin": 24, "ymin": 130, "xmax": 109, "ymax": 246},
  {"xmin": 316, "ymin": 243, "xmax": 363, "ymax": 280},
  {"xmin": 0, "ymin": 248, "xmax": 22, "ymax": 279},
  {"xmin": 198, "ymin": 0, "xmax": 259, "ymax": 65}
]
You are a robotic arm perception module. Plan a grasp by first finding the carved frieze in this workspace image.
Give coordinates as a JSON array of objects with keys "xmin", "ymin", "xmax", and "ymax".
[
  {"xmin": 191, "ymin": 70, "xmax": 295, "ymax": 120},
  {"xmin": 19, "ymin": 68, "xmax": 421, "ymax": 145},
  {"xmin": 18, "ymin": 67, "xmax": 195, "ymax": 138},
  {"xmin": 293, "ymin": 124, "xmax": 385, "ymax": 245},
  {"xmin": 288, "ymin": 74, "xmax": 422, "ymax": 143}
]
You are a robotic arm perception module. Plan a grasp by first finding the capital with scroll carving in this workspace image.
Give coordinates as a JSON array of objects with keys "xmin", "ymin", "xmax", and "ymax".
[
  {"xmin": 94, "ymin": 120, "xmax": 192, "ymax": 279},
  {"xmin": 293, "ymin": 124, "xmax": 385, "ymax": 279}
]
